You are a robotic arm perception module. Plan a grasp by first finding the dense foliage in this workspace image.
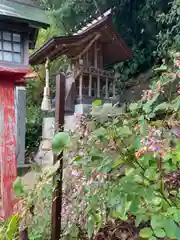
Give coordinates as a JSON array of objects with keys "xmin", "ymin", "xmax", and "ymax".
[
  {"xmin": 21, "ymin": 0, "xmax": 180, "ymax": 238},
  {"xmin": 2, "ymin": 53, "xmax": 179, "ymax": 239},
  {"xmin": 41, "ymin": 0, "xmax": 180, "ymax": 83},
  {"xmin": 26, "ymin": 0, "xmax": 180, "ymax": 156},
  {"xmin": 61, "ymin": 56, "xmax": 180, "ymax": 239}
]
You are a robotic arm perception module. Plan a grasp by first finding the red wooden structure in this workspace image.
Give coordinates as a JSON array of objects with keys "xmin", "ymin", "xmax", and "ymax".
[
  {"xmin": 0, "ymin": 68, "xmax": 30, "ymax": 220},
  {"xmin": 0, "ymin": 0, "xmax": 49, "ymax": 220}
]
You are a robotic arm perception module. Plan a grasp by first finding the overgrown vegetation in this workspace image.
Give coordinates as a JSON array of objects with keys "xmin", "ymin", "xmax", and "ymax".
[
  {"xmin": 13, "ymin": 0, "xmax": 180, "ymax": 238},
  {"xmin": 26, "ymin": 0, "xmax": 180, "ymax": 156},
  {"xmin": 2, "ymin": 52, "xmax": 179, "ymax": 239}
]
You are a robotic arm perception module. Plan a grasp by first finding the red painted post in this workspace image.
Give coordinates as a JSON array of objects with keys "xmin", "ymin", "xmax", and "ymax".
[
  {"xmin": 0, "ymin": 80, "xmax": 17, "ymax": 219},
  {"xmin": 51, "ymin": 73, "xmax": 65, "ymax": 240}
]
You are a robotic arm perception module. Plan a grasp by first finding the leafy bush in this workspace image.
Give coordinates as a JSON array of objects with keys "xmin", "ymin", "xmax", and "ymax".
[
  {"xmin": 2, "ymin": 56, "xmax": 180, "ymax": 239},
  {"xmin": 62, "ymin": 57, "xmax": 180, "ymax": 239}
]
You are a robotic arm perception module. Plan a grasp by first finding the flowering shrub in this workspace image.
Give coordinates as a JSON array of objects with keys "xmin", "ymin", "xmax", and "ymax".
[
  {"xmin": 1, "ymin": 55, "xmax": 179, "ymax": 239},
  {"xmin": 63, "ymin": 55, "xmax": 180, "ymax": 239}
]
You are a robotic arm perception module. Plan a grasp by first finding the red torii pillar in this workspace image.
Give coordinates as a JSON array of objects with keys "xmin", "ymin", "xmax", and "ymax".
[{"xmin": 0, "ymin": 67, "xmax": 30, "ymax": 220}]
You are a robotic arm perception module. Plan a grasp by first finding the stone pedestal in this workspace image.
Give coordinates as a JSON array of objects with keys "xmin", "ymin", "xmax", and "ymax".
[{"xmin": 35, "ymin": 114, "xmax": 77, "ymax": 167}]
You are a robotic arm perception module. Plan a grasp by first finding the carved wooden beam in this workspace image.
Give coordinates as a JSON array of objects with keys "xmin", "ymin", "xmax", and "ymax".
[{"xmin": 71, "ymin": 33, "xmax": 101, "ymax": 61}]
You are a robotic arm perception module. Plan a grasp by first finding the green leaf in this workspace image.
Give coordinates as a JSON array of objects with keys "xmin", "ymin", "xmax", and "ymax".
[
  {"xmin": 52, "ymin": 132, "xmax": 69, "ymax": 153},
  {"xmin": 153, "ymin": 228, "xmax": 166, "ymax": 238},
  {"xmin": 118, "ymin": 126, "xmax": 132, "ymax": 137},
  {"xmin": 13, "ymin": 177, "xmax": 25, "ymax": 197},
  {"xmin": 176, "ymin": 226, "xmax": 180, "ymax": 240},
  {"xmin": 72, "ymin": 155, "xmax": 83, "ymax": 162},
  {"xmin": 92, "ymin": 99, "xmax": 102, "ymax": 106},
  {"xmin": 125, "ymin": 168, "xmax": 134, "ymax": 176},
  {"xmin": 129, "ymin": 197, "xmax": 140, "ymax": 214},
  {"xmin": 144, "ymin": 168, "xmax": 156, "ymax": 181},
  {"xmin": 143, "ymin": 94, "xmax": 159, "ymax": 114},
  {"xmin": 151, "ymin": 197, "xmax": 162, "ymax": 206},
  {"xmin": 178, "ymin": 111, "xmax": 180, "ymax": 119},
  {"xmin": 151, "ymin": 215, "xmax": 164, "ymax": 230},
  {"xmin": 139, "ymin": 227, "xmax": 153, "ymax": 238},
  {"xmin": 112, "ymin": 158, "xmax": 124, "ymax": 168},
  {"xmin": 164, "ymin": 220, "xmax": 177, "ymax": 238},
  {"xmin": 154, "ymin": 65, "xmax": 168, "ymax": 72},
  {"xmin": 135, "ymin": 215, "xmax": 143, "ymax": 227},
  {"xmin": 87, "ymin": 218, "xmax": 94, "ymax": 239},
  {"xmin": 170, "ymin": 98, "xmax": 180, "ymax": 111},
  {"xmin": 129, "ymin": 102, "xmax": 141, "ymax": 112},
  {"xmin": 153, "ymin": 102, "xmax": 170, "ymax": 113},
  {"xmin": 6, "ymin": 215, "xmax": 19, "ymax": 240},
  {"xmin": 149, "ymin": 237, "xmax": 157, "ymax": 240},
  {"xmin": 167, "ymin": 207, "xmax": 177, "ymax": 215}
]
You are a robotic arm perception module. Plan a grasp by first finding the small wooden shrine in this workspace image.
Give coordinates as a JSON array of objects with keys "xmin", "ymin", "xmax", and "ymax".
[
  {"xmin": 30, "ymin": 9, "xmax": 132, "ymax": 114},
  {"xmin": 0, "ymin": 0, "xmax": 49, "ymax": 219}
]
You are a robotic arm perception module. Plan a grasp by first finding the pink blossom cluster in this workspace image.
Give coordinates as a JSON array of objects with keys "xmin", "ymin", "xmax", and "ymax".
[{"xmin": 135, "ymin": 128, "xmax": 167, "ymax": 159}]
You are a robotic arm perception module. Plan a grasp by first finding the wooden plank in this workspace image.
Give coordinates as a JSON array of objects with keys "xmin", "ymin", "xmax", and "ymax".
[
  {"xmin": 97, "ymin": 75, "xmax": 100, "ymax": 97},
  {"xmin": 88, "ymin": 74, "xmax": 92, "ymax": 96},
  {"xmin": 79, "ymin": 74, "xmax": 83, "ymax": 98},
  {"xmin": 71, "ymin": 33, "xmax": 101, "ymax": 61},
  {"xmin": 94, "ymin": 41, "xmax": 98, "ymax": 68},
  {"xmin": 51, "ymin": 74, "xmax": 65, "ymax": 240},
  {"xmin": 105, "ymin": 77, "xmax": 109, "ymax": 98}
]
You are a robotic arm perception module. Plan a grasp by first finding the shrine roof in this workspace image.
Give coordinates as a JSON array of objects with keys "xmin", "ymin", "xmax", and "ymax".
[
  {"xmin": 30, "ymin": 9, "xmax": 132, "ymax": 66},
  {"xmin": 0, "ymin": 0, "xmax": 49, "ymax": 28}
]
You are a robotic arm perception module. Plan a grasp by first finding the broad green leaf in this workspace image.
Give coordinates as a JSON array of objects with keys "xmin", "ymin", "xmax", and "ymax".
[
  {"xmin": 153, "ymin": 228, "xmax": 166, "ymax": 238},
  {"xmin": 176, "ymin": 226, "xmax": 180, "ymax": 240},
  {"xmin": 151, "ymin": 215, "xmax": 164, "ymax": 230},
  {"xmin": 52, "ymin": 132, "xmax": 69, "ymax": 153},
  {"xmin": 164, "ymin": 220, "xmax": 177, "ymax": 238},
  {"xmin": 13, "ymin": 177, "xmax": 25, "ymax": 197},
  {"xmin": 129, "ymin": 197, "xmax": 140, "ymax": 214},
  {"xmin": 139, "ymin": 227, "xmax": 153, "ymax": 238},
  {"xmin": 87, "ymin": 218, "xmax": 94, "ymax": 239}
]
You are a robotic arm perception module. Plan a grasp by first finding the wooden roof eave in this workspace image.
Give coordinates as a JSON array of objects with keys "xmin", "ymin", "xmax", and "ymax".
[
  {"xmin": 29, "ymin": 15, "xmax": 111, "ymax": 65},
  {"xmin": 29, "ymin": 11, "xmax": 133, "ymax": 66}
]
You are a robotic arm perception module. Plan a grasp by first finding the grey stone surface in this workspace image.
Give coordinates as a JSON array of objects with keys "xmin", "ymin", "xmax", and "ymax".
[{"xmin": 15, "ymin": 87, "xmax": 26, "ymax": 166}]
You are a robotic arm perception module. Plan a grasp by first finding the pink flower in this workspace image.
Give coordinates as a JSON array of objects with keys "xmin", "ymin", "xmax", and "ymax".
[
  {"xmin": 175, "ymin": 60, "xmax": 180, "ymax": 67},
  {"xmin": 175, "ymin": 52, "xmax": 180, "ymax": 57},
  {"xmin": 71, "ymin": 169, "xmax": 80, "ymax": 177}
]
